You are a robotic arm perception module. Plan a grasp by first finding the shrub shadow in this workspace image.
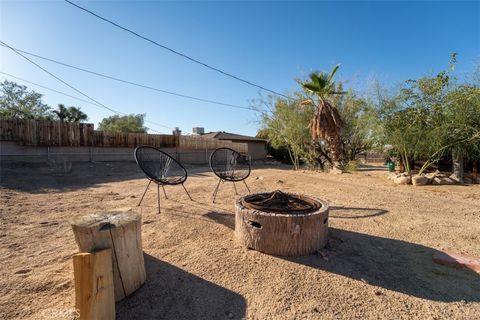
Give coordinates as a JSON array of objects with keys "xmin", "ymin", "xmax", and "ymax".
[
  {"xmin": 116, "ymin": 254, "xmax": 246, "ymax": 320},
  {"xmin": 284, "ymin": 228, "xmax": 480, "ymax": 302}
]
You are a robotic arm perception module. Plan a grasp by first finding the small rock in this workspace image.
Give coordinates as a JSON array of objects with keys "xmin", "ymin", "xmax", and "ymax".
[
  {"xmin": 394, "ymin": 175, "xmax": 411, "ymax": 185},
  {"xmin": 276, "ymin": 179, "xmax": 284, "ymax": 184},
  {"xmin": 463, "ymin": 177, "xmax": 473, "ymax": 184},
  {"xmin": 432, "ymin": 176, "xmax": 456, "ymax": 185},
  {"xmin": 425, "ymin": 170, "xmax": 440, "ymax": 180},
  {"xmin": 226, "ymin": 312, "xmax": 234, "ymax": 318},
  {"xmin": 387, "ymin": 173, "xmax": 397, "ymax": 180},
  {"xmin": 412, "ymin": 174, "xmax": 428, "ymax": 186},
  {"xmin": 374, "ymin": 290, "xmax": 383, "ymax": 296}
]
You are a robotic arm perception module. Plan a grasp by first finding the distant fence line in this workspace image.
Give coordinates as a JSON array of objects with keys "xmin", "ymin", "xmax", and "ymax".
[{"xmin": 0, "ymin": 118, "xmax": 246, "ymax": 152}]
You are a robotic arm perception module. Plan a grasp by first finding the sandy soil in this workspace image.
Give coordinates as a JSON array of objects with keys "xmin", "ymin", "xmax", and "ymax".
[{"xmin": 0, "ymin": 161, "xmax": 479, "ymax": 320}]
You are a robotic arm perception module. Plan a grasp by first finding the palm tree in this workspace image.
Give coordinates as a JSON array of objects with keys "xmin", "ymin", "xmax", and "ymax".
[
  {"xmin": 53, "ymin": 104, "xmax": 69, "ymax": 121},
  {"xmin": 66, "ymin": 106, "xmax": 88, "ymax": 122},
  {"xmin": 53, "ymin": 104, "xmax": 88, "ymax": 122},
  {"xmin": 301, "ymin": 64, "xmax": 345, "ymax": 172}
]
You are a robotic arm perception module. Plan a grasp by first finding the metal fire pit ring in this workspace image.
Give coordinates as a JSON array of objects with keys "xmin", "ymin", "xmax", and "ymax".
[{"xmin": 241, "ymin": 190, "xmax": 322, "ymax": 215}]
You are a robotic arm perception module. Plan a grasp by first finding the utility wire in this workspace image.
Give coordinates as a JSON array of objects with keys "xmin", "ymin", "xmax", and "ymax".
[
  {"xmin": 0, "ymin": 41, "xmax": 171, "ymax": 133},
  {"xmin": 64, "ymin": 0, "xmax": 291, "ymax": 100},
  {"xmin": 0, "ymin": 72, "xmax": 168, "ymax": 134},
  {"xmin": 0, "ymin": 71, "xmax": 172, "ymax": 133},
  {"xmin": 0, "ymin": 43, "xmax": 267, "ymax": 113},
  {"xmin": 0, "ymin": 71, "xmax": 105, "ymax": 107}
]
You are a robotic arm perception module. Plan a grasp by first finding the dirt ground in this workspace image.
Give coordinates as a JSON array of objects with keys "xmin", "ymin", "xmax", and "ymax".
[{"xmin": 0, "ymin": 161, "xmax": 479, "ymax": 320}]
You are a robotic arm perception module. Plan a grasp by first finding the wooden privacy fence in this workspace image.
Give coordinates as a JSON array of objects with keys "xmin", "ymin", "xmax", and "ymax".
[
  {"xmin": 0, "ymin": 118, "xmax": 247, "ymax": 152},
  {"xmin": 93, "ymin": 131, "xmax": 177, "ymax": 148},
  {"xmin": 0, "ymin": 118, "xmax": 176, "ymax": 148},
  {"xmin": 0, "ymin": 118, "xmax": 95, "ymax": 146}
]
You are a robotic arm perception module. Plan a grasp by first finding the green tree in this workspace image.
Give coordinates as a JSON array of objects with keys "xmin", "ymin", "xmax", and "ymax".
[
  {"xmin": 0, "ymin": 80, "xmax": 52, "ymax": 119},
  {"xmin": 98, "ymin": 114, "xmax": 147, "ymax": 133},
  {"xmin": 53, "ymin": 104, "xmax": 88, "ymax": 122},
  {"xmin": 444, "ymin": 84, "xmax": 480, "ymax": 181},
  {"xmin": 338, "ymin": 92, "xmax": 378, "ymax": 161},
  {"xmin": 300, "ymin": 64, "xmax": 345, "ymax": 172},
  {"xmin": 259, "ymin": 97, "xmax": 313, "ymax": 170},
  {"xmin": 378, "ymin": 54, "xmax": 480, "ymax": 178}
]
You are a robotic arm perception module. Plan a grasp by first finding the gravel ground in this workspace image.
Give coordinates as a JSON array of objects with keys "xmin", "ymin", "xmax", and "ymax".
[{"xmin": 0, "ymin": 161, "xmax": 479, "ymax": 320}]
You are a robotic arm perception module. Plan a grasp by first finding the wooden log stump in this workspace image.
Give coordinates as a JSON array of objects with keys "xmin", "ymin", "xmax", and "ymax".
[
  {"xmin": 235, "ymin": 194, "xmax": 329, "ymax": 256},
  {"xmin": 73, "ymin": 249, "xmax": 115, "ymax": 320},
  {"xmin": 71, "ymin": 211, "xmax": 146, "ymax": 302}
]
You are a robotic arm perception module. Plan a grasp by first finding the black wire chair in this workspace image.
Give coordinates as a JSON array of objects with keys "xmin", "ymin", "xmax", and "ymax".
[
  {"xmin": 134, "ymin": 146, "xmax": 192, "ymax": 213},
  {"xmin": 209, "ymin": 147, "xmax": 251, "ymax": 203}
]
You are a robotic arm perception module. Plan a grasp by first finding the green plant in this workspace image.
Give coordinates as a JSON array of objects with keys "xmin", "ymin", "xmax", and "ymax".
[{"xmin": 98, "ymin": 114, "xmax": 147, "ymax": 133}]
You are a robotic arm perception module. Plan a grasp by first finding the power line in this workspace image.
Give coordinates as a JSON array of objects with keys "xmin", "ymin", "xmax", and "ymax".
[
  {"xmin": 0, "ymin": 43, "xmax": 267, "ymax": 113},
  {"xmin": 0, "ymin": 41, "xmax": 171, "ymax": 133},
  {"xmin": 0, "ymin": 71, "xmax": 104, "ymax": 107},
  {"xmin": 64, "ymin": 0, "xmax": 291, "ymax": 100}
]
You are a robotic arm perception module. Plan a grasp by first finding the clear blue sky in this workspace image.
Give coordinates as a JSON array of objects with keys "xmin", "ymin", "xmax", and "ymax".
[{"xmin": 1, "ymin": 1, "xmax": 479, "ymax": 135}]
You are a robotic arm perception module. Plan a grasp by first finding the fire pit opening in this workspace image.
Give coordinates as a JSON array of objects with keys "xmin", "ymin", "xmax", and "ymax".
[
  {"xmin": 241, "ymin": 190, "xmax": 321, "ymax": 214},
  {"xmin": 235, "ymin": 190, "xmax": 329, "ymax": 256}
]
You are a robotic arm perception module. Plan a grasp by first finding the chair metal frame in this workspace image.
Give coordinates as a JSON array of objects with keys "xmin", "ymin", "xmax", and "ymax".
[
  {"xmin": 134, "ymin": 146, "xmax": 192, "ymax": 213},
  {"xmin": 209, "ymin": 147, "xmax": 251, "ymax": 203}
]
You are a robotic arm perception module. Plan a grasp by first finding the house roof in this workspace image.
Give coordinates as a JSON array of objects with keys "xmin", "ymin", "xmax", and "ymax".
[{"xmin": 202, "ymin": 131, "xmax": 267, "ymax": 142}]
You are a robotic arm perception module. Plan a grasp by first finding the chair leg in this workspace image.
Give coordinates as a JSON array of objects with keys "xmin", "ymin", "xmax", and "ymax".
[
  {"xmin": 157, "ymin": 184, "xmax": 161, "ymax": 214},
  {"xmin": 138, "ymin": 180, "xmax": 152, "ymax": 206},
  {"xmin": 212, "ymin": 178, "xmax": 222, "ymax": 203},
  {"xmin": 243, "ymin": 180, "xmax": 251, "ymax": 193},
  {"xmin": 181, "ymin": 183, "xmax": 193, "ymax": 201},
  {"xmin": 233, "ymin": 181, "xmax": 238, "ymax": 195},
  {"xmin": 161, "ymin": 185, "xmax": 168, "ymax": 199}
]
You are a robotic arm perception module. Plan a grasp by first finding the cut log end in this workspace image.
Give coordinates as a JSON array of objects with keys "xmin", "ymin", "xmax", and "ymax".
[{"xmin": 71, "ymin": 211, "xmax": 146, "ymax": 302}]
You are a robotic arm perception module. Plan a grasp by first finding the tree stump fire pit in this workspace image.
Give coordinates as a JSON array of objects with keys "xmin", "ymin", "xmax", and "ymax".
[{"xmin": 235, "ymin": 190, "xmax": 329, "ymax": 256}]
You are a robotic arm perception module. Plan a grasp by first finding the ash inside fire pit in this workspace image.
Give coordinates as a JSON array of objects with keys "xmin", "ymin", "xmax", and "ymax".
[
  {"xmin": 241, "ymin": 190, "xmax": 321, "ymax": 214},
  {"xmin": 235, "ymin": 191, "xmax": 329, "ymax": 256}
]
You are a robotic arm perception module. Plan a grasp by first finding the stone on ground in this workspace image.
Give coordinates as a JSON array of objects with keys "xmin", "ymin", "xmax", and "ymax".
[
  {"xmin": 394, "ymin": 175, "xmax": 411, "ymax": 185},
  {"xmin": 412, "ymin": 174, "xmax": 429, "ymax": 186}
]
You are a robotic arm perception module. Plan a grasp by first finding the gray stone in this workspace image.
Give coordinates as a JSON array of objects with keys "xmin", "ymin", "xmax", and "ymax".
[
  {"xmin": 432, "ymin": 176, "xmax": 456, "ymax": 185},
  {"xmin": 412, "ymin": 175, "xmax": 429, "ymax": 186},
  {"xmin": 425, "ymin": 170, "xmax": 440, "ymax": 180}
]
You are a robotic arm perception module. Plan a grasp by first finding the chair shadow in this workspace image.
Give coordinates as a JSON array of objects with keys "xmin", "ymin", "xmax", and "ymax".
[
  {"xmin": 203, "ymin": 211, "xmax": 235, "ymax": 230},
  {"xmin": 117, "ymin": 254, "xmax": 246, "ymax": 320},
  {"xmin": 329, "ymin": 206, "xmax": 388, "ymax": 219},
  {"xmin": 283, "ymin": 228, "xmax": 480, "ymax": 302}
]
